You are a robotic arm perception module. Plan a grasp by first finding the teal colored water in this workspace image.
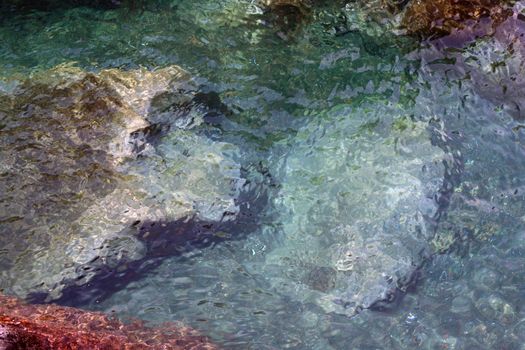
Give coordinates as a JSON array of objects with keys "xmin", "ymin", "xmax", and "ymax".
[{"xmin": 1, "ymin": 1, "xmax": 525, "ymax": 349}]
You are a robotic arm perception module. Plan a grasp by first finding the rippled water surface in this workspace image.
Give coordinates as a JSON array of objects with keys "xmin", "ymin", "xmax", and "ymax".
[{"xmin": 1, "ymin": 0, "xmax": 525, "ymax": 349}]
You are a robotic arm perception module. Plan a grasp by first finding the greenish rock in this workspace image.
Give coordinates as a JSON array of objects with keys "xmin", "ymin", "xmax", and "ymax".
[{"xmin": 0, "ymin": 64, "xmax": 244, "ymax": 300}]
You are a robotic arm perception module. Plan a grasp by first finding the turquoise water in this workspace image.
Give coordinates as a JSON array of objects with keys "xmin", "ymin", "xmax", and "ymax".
[{"xmin": 1, "ymin": 1, "xmax": 525, "ymax": 348}]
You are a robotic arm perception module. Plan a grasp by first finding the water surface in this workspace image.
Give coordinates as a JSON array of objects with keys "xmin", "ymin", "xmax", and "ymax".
[{"xmin": 1, "ymin": 1, "xmax": 525, "ymax": 349}]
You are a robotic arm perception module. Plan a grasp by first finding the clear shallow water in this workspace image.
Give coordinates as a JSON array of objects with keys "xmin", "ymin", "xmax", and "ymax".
[{"xmin": 1, "ymin": 1, "xmax": 525, "ymax": 349}]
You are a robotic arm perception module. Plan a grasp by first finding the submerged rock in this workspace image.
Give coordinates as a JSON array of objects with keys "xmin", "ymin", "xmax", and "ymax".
[
  {"xmin": 0, "ymin": 293, "xmax": 217, "ymax": 349},
  {"xmin": 462, "ymin": 11, "xmax": 525, "ymax": 121},
  {"xmin": 260, "ymin": 0, "xmax": 312, "ymax": 12},
  {"xmin": 265, "ymin": 104, "xmax": 446, "ymax": 315},
  {"xmin": 257, "ymin": 0, "xmax": 315, "ymax": 37},
  {"xmin": 413, "ymin": 4, "xmax": 525, "ymax": 252},
  {"xmin": 0, "ymin": 64, "xmax": 244, "ymax": 300},
  {"xmin": 257, "ymin": 0, "xmax": 352, "ymax": 38},
  {"xmin": 401, "ymin": 0, "xmax": 513, "ymax": 37}
]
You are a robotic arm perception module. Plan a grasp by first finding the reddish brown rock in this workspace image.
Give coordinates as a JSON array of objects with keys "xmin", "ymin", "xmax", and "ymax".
[
  {"xmin": 258, "ymin": 0, "xmax": 348, "ymax": 37},
  {"xmin": 381, "ymin": 0, "xmax": 411, "ymax": 13},
  {"xmin": 259, "ymin": 0, "xmax": 313, "ymax": 36},
  {"xmin": 0, "ymin": 293, "xmax": 217, "ymax": 350},
  {"xmin": 401, "ymin": 0, "xmax": 513, "ymax": 37}
]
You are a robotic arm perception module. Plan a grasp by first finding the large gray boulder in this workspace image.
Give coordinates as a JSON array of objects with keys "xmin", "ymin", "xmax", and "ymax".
[
  {"xmin": 0, "ymin": 65, "xmax": 244, "ymax": 300},
  {"xmin": 264, "ymin": 103, "xmax": 446, "ymax": 314}
]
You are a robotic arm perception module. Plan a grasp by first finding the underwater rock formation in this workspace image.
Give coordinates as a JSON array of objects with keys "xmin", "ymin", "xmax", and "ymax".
[
  {"xmin": 265, "ymin": 104, "xmax": 447, "ymax": 315},
  {"xmin": 257, "ymin": 0, "xmax": 315, "ymax": 37},
  {"xmin": 0, "ymin": 64, "xmax": 244, "ymax": 300},
  {"xmin": 401, "ymin": 0, "xmax": 513, "ymax": 37},
  {"xmin": 0, "ymin": 293, "xmax": 217, "ymax": 349},
  {"xmin": 412, "ymin": 2, "xmax": 525, "ymax": 254},
  {"xmin": 257, "ymin": 0, "xmax": 352, "ymax": 37}
]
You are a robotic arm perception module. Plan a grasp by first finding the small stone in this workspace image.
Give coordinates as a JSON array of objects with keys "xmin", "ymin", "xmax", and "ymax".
[
  {"xmin": 470, "ymin": 267, "xmax": 501, "ymax": 291},
  {"xmin": 475, "ymin": 295, "xmax": 516, "ymax": 324},
  {"xmin": 450, "ymin": 295, "xmax": 472, "ymax": 314},
  {"xmin": 305, "ymin": 266, "xmax": 337, "ymax": 292}
]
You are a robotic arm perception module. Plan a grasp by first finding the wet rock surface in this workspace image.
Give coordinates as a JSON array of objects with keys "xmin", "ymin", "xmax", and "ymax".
[
  {"xmin": 0, "ymin": 293, "xmax": 217, "ymax": 350},
  {"xmin": 0, "ymin": 65, "xmax": 245, "ymax": 300}
]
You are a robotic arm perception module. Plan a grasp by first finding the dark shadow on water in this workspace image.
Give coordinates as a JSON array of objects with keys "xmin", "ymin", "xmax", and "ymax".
[{"xmin": 32, "ymin": 164, "xmax": 277, "ymax": 308}]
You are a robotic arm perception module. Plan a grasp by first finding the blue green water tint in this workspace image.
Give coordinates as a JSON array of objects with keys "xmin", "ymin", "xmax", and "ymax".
[{"xmin": 1, "ymin": 0, "xmax": 525, "ymax": 348}]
